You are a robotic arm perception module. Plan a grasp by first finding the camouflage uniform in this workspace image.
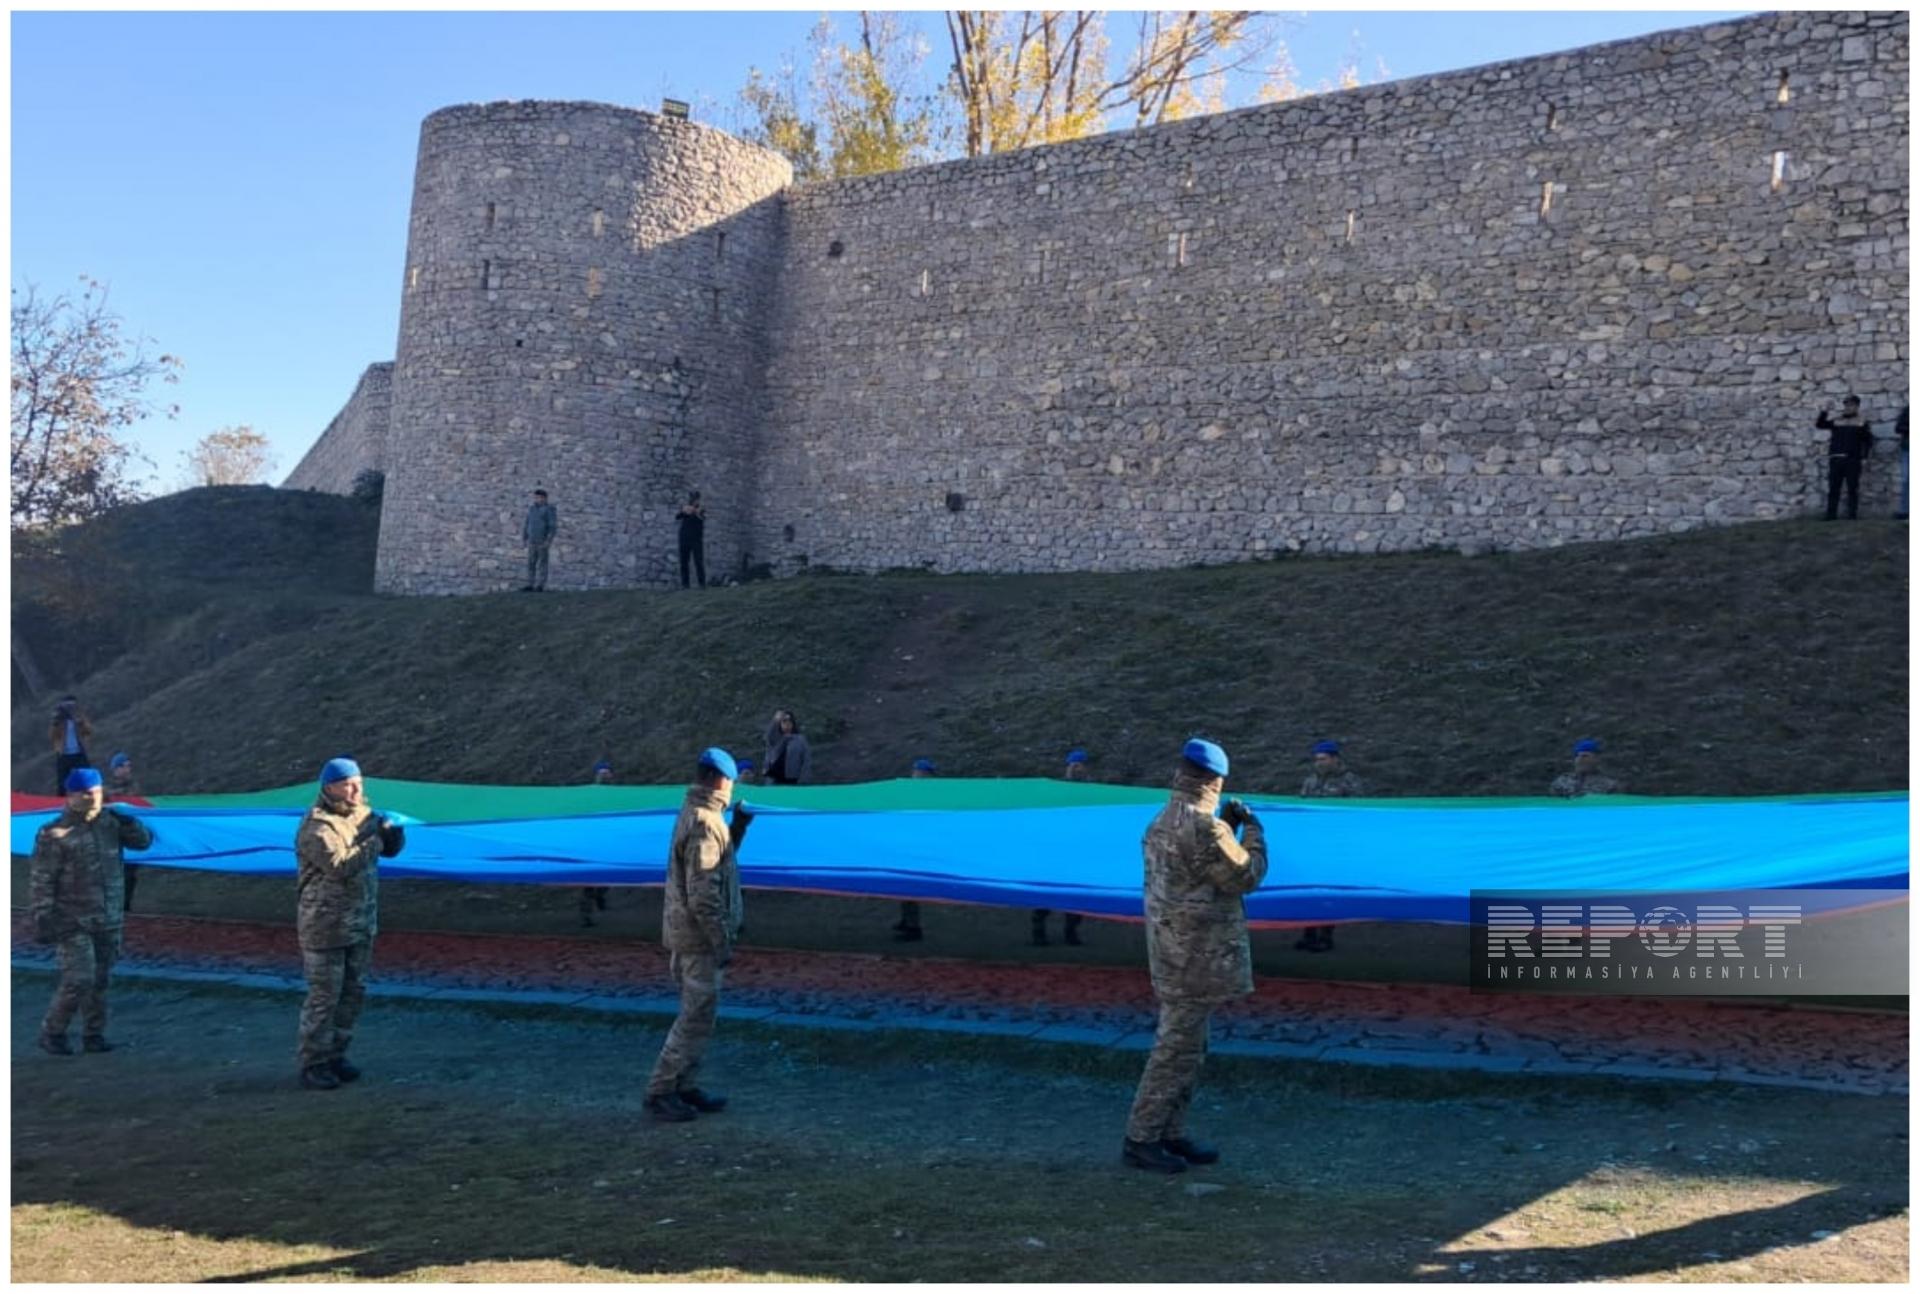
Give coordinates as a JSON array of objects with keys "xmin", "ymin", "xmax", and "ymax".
[
  {"xmin": 1126, "ymin": 770, "xmax": 1269, "ymax": 1145},
  {"xmin": 647, "ymin": 784, "xmax": 745, "ymax": 1099},
  {"xmin": 293, "ymin": 794, "xmax": 389, "ymax": 1069},
  {"xmin": 1549, "ymin": 771, "xmax": 1622, "ymax": 797},
  {"xmin": 1300, "ymin": 769, "xmax": 1365, "ymax": 798},
  {"xmin": 29, "ymin": 803, "xmax": 153, "ymax": 1042}
]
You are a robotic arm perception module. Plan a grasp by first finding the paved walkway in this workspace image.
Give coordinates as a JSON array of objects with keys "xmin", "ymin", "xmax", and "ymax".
[{"xmin": 11, "ymin": 914, "xmax": 1907, "ymax": 1096}]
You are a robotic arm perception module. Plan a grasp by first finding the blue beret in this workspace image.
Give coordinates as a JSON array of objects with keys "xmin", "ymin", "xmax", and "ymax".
[
  {"xmin": 320, "ymin": 757, "xmax": 361, "ymax": 784},
  {"xmin": 63, "ymin": 767, "xmax": 103, "ymax": 792},
  {"xmin": 913, "ymin": 758, "xmax": 937, "ymax": 773},
  {"xmin": 1573, "ymin": 738, "xmax": 1601, "ymax": 755},
  {"xmin": 737, "ymin": 758, "xmax": 755, "ymax": 772},
  {"xmin": 1065, "ymin": 748, "xmax": 1089, "ymax": 765},
  {"xmin": 592, "ymin": 759, "xmax": 612, "ymax": 773},
  {"xmin": 1311, "ymin": 740, "xmax": 1341, "ymax": 756},
  {"xmin": 1182, "ymin": 738, "xmax": 1229, "ymax": 777},
  {"xmin": 698, "ymin": 747, "xmax": 739, "ymax": 780},
  {"xmin": 108, "ymin": 751, "xmax": 131, "ymax": 769}
]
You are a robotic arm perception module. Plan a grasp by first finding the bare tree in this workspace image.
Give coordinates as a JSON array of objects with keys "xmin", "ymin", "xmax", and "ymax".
[
  {"xmin": 10, "ymin": 277, "xmax": 178, "ymax": 531},
  {"xmin": 945, "ymin": 10, "xmax": 1278, "ymax": 156},
  {"xmin": 180, "ymin": 425, "xmax": 274, "ymax": 487}
]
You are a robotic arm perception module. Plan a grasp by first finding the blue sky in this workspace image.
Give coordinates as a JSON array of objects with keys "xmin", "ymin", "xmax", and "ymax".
[{"xmin": 10, "ymin": 9, "xmax": 1749, "ymax": 488}]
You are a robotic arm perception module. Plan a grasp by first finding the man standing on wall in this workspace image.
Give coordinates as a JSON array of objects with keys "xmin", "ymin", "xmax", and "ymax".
[
  {"xmin": 522, "ymin": 487, "xmax": 558, "ymax": 591},
  {"xmin": 1815, "ymin": 397, "xmax": 1875, "ymax": 521},
  {"xmin": 1123, "ymin": 738, "xmax": 1268, "ymax": 1174},
  {"xmin": 677, "ymin": 490, "xmax": 707, "ymax": 589}
]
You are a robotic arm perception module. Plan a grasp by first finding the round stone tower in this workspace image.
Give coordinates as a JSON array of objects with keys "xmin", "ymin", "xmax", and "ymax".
[{"xmin": 375, "ymin": 101, "xmax": 792, "ymax": 594}]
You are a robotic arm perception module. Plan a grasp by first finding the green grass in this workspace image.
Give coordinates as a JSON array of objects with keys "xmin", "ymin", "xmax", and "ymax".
[
  {"xmin": 10, "ymin": 977, "xmax": 1909, "ymax": 1283},
  {"xmin": 9, "ymin": 487, "xmax": 1908, "ymax": 797}
]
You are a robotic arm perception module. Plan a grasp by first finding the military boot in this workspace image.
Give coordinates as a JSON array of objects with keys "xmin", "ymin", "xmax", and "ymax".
[
  {"xmin": 300, "ymin": 1064, "xmax": 341, "ymax": 1091},
  {"xmin": 678, "ymin": 1088, "xmax": 728, "ymax": 1113},
  {"xmin": 81, "ymin": 1034, "xmax": 115, "ymax": 1053},
  {"xmin": 1122, "ymin": 1138, "xmax": 1188, "ymax": 1174},
  {"xmin": 37, "ymin": 1032, "xmax": 73, "ymax": 1056},
  {"xmin": 330, "ymin": 1056, "xmax": 362, "ymax": 1083},
  {"xmin": 1162, "ymin": 1136, "xmax": 1220, "ymax": 1165},
  {"xmin": 645, "ymin": 1092, "xmax": 697, "ymax": 1123},
  {"xmin": 1030, "ymin": 911, "xmax": 1051, "ymax": 947},
  {"xmin": 1063, "ymin": 914, "xmax": 1085, "ymax": 946}
]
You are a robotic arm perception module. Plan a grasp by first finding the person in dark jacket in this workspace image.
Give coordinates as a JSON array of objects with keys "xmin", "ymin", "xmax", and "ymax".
[
  {"xmin": 48, "ymin": 695, "xmax": 93, "ymax": 795},
  {"xmin": 1815, "ymin": 396, "xmax": 1875, "ymax": 520},
  {"xmin": 762, "ymin": 710, "xmax": 812, "ymax": 785},
  {"xmin": 522, "ymin": 487, "xmax": 558, "ymax": 590},
  {"xmin": 677, "ymin": 491, "xmax": 707, "ymax": 589}
]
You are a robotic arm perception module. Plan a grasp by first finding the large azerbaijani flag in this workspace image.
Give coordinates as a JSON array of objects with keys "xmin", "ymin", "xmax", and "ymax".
[{"xmin": 10, "ymin": 780, "xmax": 1908, "ymax": 926}]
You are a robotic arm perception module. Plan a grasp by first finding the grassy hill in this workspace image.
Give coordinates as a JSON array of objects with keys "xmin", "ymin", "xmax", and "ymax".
[{"xmin": 9, "ymin": 486, "xmax": 1910, "ymax": 799}]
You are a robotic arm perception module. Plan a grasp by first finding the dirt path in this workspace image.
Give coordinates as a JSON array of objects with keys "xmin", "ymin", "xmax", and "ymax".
[
  {"xmin": 10, "ymin": 976, "xmax": 1908, "ymax": 1283},
  {"xmin": 821, "ymin": 586, "xmax": 968, "ymax": 772},
  {"xmin": 13, "ymin": 912, "xmax": 1907, "ymax": 1095}
]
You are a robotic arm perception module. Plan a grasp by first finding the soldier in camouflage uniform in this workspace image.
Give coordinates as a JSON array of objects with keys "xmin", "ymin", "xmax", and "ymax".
[
  {"xmin": 30, "ymin": 767, "xmax": 154, "ymax": 1055},
  {"xmin": 1123, "ymin": 738, "xmax": 1269, "ymax": 1174},
  {"xmin": 1032, "ymin": 749, "xmax": 1091, "ymax": 946},
  {"xmin": 294, "ymin": 758, "xmax": 405, "ymax": 1091},
  {"xmin": 1296, "ymin": 739, "xmax": 1363, "ymax": 953},
  {"xmin": 892, "ymin": 758, "xmax": 937, "ymax": 942},
  {"xmin": 646, "ymin": 747, "xmax": 756, "ymax": 1122},
  {"xmin": 579, "ymin": 759, "xmax": 615, "ymax": 926},
  {"xmin": 1549, "ymin": 738, "xmax": 1623, "ymax": 797}
]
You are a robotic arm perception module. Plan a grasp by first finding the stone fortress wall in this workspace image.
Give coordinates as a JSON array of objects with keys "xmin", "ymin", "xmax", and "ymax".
[
  {"xmin": 369, "ymin": 102, "xmax": 789, "ymax": 594},
  {"xmin": 289, "ymin": 10, "xmax": 1908, "ymax": 593},
  {"xmin": 283, "ymin": 362, "xmax": 392, "ymax": 493}
]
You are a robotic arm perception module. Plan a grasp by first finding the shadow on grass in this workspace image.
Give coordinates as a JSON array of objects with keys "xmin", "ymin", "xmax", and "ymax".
[{"xmin": 10, "ymin": 976, "xmax": 1908, "ymax": 1283}]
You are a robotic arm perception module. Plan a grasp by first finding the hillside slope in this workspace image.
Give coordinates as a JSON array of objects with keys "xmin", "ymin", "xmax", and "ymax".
[{"xmin": 10, "ymin": 489, "xmax": 1909, "ymax": 798}]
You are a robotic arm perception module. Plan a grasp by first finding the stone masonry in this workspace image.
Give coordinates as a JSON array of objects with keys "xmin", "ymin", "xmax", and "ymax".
[
  {"xmin": 287, "ymin": 11, "xmax": 1909, "ymax": 593},
  {"xmin": 283, "ymin": 362, "xmax": 391, "ymax": 494}
]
